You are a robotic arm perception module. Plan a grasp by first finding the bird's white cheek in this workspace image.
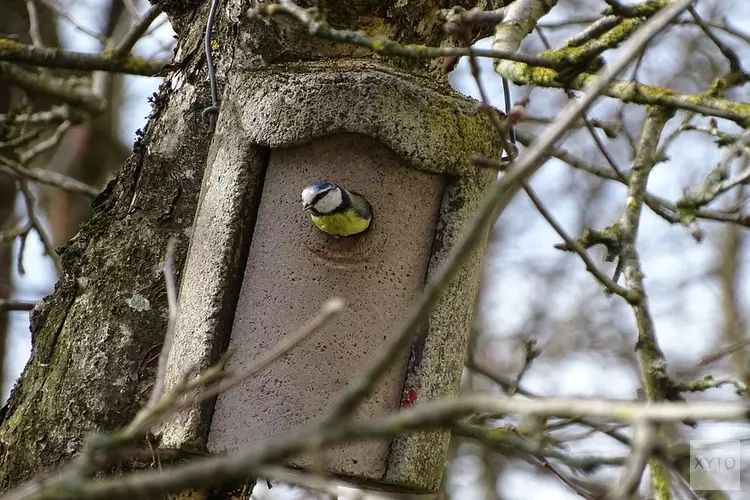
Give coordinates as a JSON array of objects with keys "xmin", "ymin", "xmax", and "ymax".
[
  {"xmin": 301, "ymin": 187, "xmax": 317, "ymax": 206},
  {"xmin": 315, "ymin": 190, "xmax": 342, "ymax": 213}
]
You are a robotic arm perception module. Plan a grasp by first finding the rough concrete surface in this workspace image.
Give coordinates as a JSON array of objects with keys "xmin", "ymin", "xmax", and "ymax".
[
  {"xmin": 158, "ymin": 112, "xmax": 267, "ymax": 449},
  {"xmin": 207, "ymin": 133, "xmax": 443, "ymax": 479},
  {"xmin": 238, "ymin": 60, "xmax": 500, "ymax": 178}
]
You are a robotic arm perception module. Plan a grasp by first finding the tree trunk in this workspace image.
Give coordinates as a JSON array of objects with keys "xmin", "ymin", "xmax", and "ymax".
[{"xmin": 0, "ymin": 0, "xmax": 481, "ymax": 489}]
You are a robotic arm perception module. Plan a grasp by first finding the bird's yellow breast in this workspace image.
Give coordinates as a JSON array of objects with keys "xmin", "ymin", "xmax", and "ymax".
[{"xmin": 311, "ymin": 208, "xmax": 371, "ymax": 236}]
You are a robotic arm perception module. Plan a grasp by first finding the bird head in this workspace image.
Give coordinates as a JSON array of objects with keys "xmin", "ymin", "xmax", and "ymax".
[{"xmin": 301, "ymin": 181, "xmax": 343, "ymax": 214}]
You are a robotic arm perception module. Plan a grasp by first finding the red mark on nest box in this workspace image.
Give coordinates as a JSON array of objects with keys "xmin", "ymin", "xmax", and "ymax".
[{"xmin": 402, "ymin": 388, "xmax": 418, "ymax": 408}]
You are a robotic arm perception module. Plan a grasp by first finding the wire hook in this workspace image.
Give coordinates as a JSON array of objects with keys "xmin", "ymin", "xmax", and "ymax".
[{"xmin": 202, "ymin": 0, "xmax": 221, "ymax": 129}]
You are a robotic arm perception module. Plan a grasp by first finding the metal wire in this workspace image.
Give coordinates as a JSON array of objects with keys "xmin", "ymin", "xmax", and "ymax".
[
  {"xmin": 501, "ymin": 75, "xmax": 520, "ymax": 161},
  {"xmin": 201, "ymin": 0, "xmax": 221, "ymax": 129}
]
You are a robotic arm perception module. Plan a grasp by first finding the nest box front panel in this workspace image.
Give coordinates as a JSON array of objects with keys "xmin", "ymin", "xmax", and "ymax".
[{"xmin": 207, "ymin": 133, "xmax": 443, "ymax": 480}]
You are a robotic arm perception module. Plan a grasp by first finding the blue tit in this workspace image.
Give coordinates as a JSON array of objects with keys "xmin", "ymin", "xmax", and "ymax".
[{"xmin": 301, "ymin": 181, "xmax": 372, "ymax": 236}]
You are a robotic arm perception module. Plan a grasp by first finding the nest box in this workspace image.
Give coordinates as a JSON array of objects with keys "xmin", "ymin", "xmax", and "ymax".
[{"xmin": 160, "ymin": 60, "xmax": 503, "ymax": 493}]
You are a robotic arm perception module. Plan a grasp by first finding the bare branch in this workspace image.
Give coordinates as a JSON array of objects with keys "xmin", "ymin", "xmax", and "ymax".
[
  {"xmin": 698, "ymin": 338, "xmax": 750, "ymax": 366},
  {"xmin": 677, "ymin": 375, "xmax": 748, "ymax": 395},
  {"xmin": 113, "ymin": 6, "xmax": 164, "ymax": 58},
  {"xmin": 608, "ymin": 419, "xmax": 659, "ymax": 499},
  {"xmin": 515, "ymin": 131, "xmax": 750, "ymax": 230},
  {"xmin": 25, "ymin": 1, "xmax": 44, "ymax": 47},
  {"xmin": 0, "ymin": 63, "xmax": 106, "ymax": 113},
  {"xmin": 678, "ymin": 130, "xmax": 750, "ymax": 212},
  {"xmin": 618, "ymin": 106, "xmax": 674, "ymax": 497},
  {"xmin": 18, "ymin": 120, "xmax": 72, "ymax": 163},
  {"xmin": 18, "ymin": 180, "xmax": 62, "ymax": 274},
  {"xmin": 248, "ymin": 1, "xmax": 750, "ymax": 124},
  {"xmin": 535, "ymin": 26, "xmax": 629, "ymax": 183},
  {"xmin": 687, "ymin": 5, "xmax": 745, "ymax": 75},
  {"xmin": 35, "ymin": 0, "xmax": 109, "ymax": 43},
  {"xmin": 0, "ymin": 156, "xmax": 100, "ymax": 197},
  {"xmin": 522, "ymin": 182, "xmax": 635, "ymax": 300},
  {"xmin": 0, "ymin": 39, "xmax": 167, "ymax": 76},
  {"xmin": 0, "ymin": 106, "xmax": 77, "ymax": 125},
  {"xmin": 561, "ymin": 15, "xmax": 621, "ymax": 48},
  {"xmin": 0, "ymin": 300, "xmax": 36, "ymax": 312},
  {"xmin": 177, "ymin": 296, "xmax": 346, "ymax": 412},
  {"xmin": 248, "ymin": 1, "xmax": 566, "ymax": 70},
  {"xmin": 15, "ymin": 395, "xmax": 750, "ymax": 500},
  {"xmin": 123, "ymin": 297, "xmax": 345, "ymax": 439}
]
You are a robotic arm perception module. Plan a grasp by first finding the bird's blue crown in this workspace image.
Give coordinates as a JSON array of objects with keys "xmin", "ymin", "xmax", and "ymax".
[{"xmin": 308, "ymin": 181, "xmax": 336, "ymax": 192}]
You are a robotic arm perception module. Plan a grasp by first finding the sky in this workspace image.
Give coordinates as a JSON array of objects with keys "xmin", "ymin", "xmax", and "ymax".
[{"xmin": 4, "ymin": 1, "xmax": 750, "ymax": 498}]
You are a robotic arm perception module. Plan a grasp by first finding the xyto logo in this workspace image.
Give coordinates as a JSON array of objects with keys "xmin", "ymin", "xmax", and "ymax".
[{"xmin": 693, "ymin": 455, "xmax": 738, "ymax": 473}]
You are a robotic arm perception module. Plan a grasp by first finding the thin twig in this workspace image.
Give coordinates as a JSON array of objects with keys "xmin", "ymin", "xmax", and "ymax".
[
  {"xmin": 468, "ymin": 360, "xmax": 633, "ymax": 447},
  {"xmin": 608, "ymin": 419, "xmax": 658, "ymax": 499},
  {"xmin": 535, "ymin": 26, "xmax": 628, "ymax": 182},
  {"xmin": 561, "ymin": 15, "xmax": 622, "ymax": 48},
  {"xmin": 0, "ymin": 106, "xmax": 74, "ymax": 125},
  {"xmin": 673, "ymin": 18, "xmax": 750, "ymax": 45},
  {"xmin": 25, "ymin": 0, "xmax": 44, "ymax": 47},
  {"xmin": 246, "ymin": 1, "xmax": 750, "ymax": 124},
  {"xmin": 248, "ymin": 1, "xmax": 567, "ymax": 70},
  {"xmin": 514, "ymin": 131, "xmax": 750, "ymax": 230},
  {"xmin": 35, "ymin": 0, "xmax": 109, "ymax": 43},
  {"xmin": 0, "ymin": 299, "xmax": 36, "ymax": 312},
  {"xmin": 147, "ymin": 238, "xmax": 179, "ymax": 408},
  {"xmin": 113, "ymin": 6, "xmax": 163, "ymax": 58},
  {"xmin": 0, "ymin": 62, "xmax": 107, "ymax": 113},
  {"xmin": 687, "ymin": 5, "xmax": 744, "ymax": 74},
  {"xmin": 537, "ymin": 456, "xmax": 600, "ymax": 500},
  {"xmin": 124, "ymin": 297, "xmax": 345, "ymax": 438},
  {"xmin": 19, "ymin": 120, "xmax": 72, "ymax": 163},
  {"xmin": 0, "ymin": 40, "xmax": 167, "ymax": 76},
  {"xmin": 0, "ymin": 128, "xmax": 40, "ymax": 150},
  {"xmin": 450, "ymin": 19, "xmax": 516, "ymax": 161},
  {"xmin": 18, "ymin": 180, "xmax": 62, "ymax": 274},
  {"xmin": 678, "ymin": 129, "xmax": 750, "ymax": 212},
  {"xmin": 677, "ymin": 375, "xmax": 747, "ymax": 395},
  {"xmin": 182, "ymin": 297, "xmax": 346, "ymax": 409},
  {"xmin": 698, "ymin": 338, "xmax": 750, "ymax": 366},
  {"xmin": 523, "ymin": 114, "xmax": 621, "ymax": 138},
  {"xmin": 522, "ymin": 180, "xmax": 634, "ymax": 301}
]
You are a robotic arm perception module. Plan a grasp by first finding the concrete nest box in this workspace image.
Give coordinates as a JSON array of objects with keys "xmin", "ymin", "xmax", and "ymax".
[{"xmin": 160, "ymin": 60, "xmax": 503, "ymax": 493}]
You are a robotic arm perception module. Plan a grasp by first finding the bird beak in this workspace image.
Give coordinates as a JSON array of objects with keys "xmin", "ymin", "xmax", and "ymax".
[{"xmin": 302, "ymin": 202, "xmax": 311, "ymax": 210}]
